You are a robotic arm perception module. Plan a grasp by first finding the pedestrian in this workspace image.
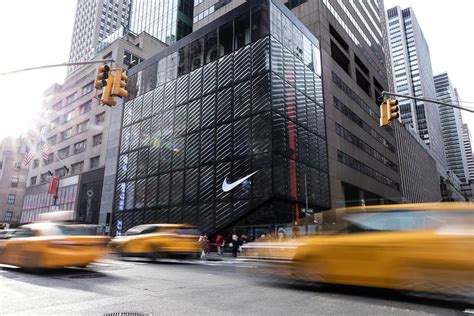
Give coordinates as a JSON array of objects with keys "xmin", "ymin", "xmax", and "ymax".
[
  {"xmin": 230, "ymin": 234, "xmax": 240, "ymax": 258},
  {"xmin": 201, "ymin": 235, "xmax": 210, "ymax": 259},
  {"xmin": 215, "ymin": 234, "xmax": 224, "ymax": 255}
]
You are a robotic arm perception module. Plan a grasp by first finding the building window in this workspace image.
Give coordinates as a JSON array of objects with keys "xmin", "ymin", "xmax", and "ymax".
[
  {"xmin": 33, "ymin": 159, "xmax": 39, "ymax": 168},
  {"xmin": 10, "ymin": 176, "xmax": 19, "ymax": 187},
  {"xmin": 40, "ymin": 173, "xmax": 49, "ymax": 183},
  {"xmin": 47, "ymin": 135, "xmax": 57, "ymax": 146},
  {"xmin": 66, "ymin": 92, "xmax": 77, "ymax": 104},
  {"xmin": 58, "ymin": 146, "xmax": 69, "ymax": 159},
  {"xmin": 45, "ymin": 153, "xmax": 54, "ymax": 165},
  {"xmin": 55, "ymin": 167, "xmax": 67, "ymax": 177},
  {"xmin": 71, "ymin": 161, "xmax": 84, "ymax": 174},
  {"xmin": 52, "ymin": 101, "xmax": 62, "ymax": 111},
  {"xmin": 123, "ymin": 51, "xmax": 143, "ymax": 67},
  {"xmin": 64, "ymin": 110, "xmax": 74, "ymax": 123},
  {"xmin": 93, "ymin": 133, "xmax": 103, "ymax": 146},
  {"xmin": 77, "ymin": 120, "xmax": 89, "ymax": 134},
  {"xmin": 96, "ymin": 112, "xmax": 106, "ymax": 125},
  {"xmin": 79, "ymin": 101, "xmax": 92, "ymax": 114},
  {"xmin": 14, "ymin": 161, "xmax": 21, "ymax": 170},
  {"xmin": 49, "ymin": 118, "xmax": 59, "ymax": 131},
  {"xmin": 40, "ymin": 126, "xmax": 46, "ymax": 134},
  {"xmin": 30, "ymin": 176, "xmax": 37, "ymax": 186},
  {"xmin": 61, "ymin": 128, "xmax": 73, "ymax": 140},
  {"xmin": 7, "ymin": 194, "xmax": 16, "ymax": 204},
  {"xmin": 90, "ymin": 156, "xmax": 100, "ymax": 168},
  {"xmin": 4, "ymin": 211, "xmax": 12, "ymax": 222},
  {"xmin": 82, "ymin": 82, "xmax": 94, "ymax": 95},
  {"xmin": 74, "ymin": 140, "xmax": 87, "ymax": 154}
]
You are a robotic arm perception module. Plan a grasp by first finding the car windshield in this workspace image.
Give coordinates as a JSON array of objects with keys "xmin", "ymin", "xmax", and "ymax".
[
  {"xmin": 175, "ymin": 228, "xmax": 200, "ymax": 235},
  {"xmin": 56, "ymin": 225, "xmax": 102, "ymax": 236},
  {"xmin": 343, "ymin": 211, "xmax": 474, "ymax": 233}
]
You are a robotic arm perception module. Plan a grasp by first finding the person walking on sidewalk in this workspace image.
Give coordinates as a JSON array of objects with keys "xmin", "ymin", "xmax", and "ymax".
[
  {"xmin": 200, "ymin": 235, "xmax": 210, "ymax": 259},
  {"xmin": 230, "ymin": 234, "xmax": 240, "ymax": 258},
  {"xmin": 215, "ymin": 234, "xmax": 224, "ymax": 255}
]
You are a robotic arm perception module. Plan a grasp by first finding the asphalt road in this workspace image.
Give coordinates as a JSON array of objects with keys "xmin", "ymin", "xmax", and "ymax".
[{"xmin": 1, "ymin": 256, "xmax": 472, "ymax": 315}]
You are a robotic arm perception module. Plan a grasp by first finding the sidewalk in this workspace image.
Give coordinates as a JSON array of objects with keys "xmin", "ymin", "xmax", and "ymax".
[{"xmin": 200, "ymin": 251, "xmax": 236, "ymax": 261}]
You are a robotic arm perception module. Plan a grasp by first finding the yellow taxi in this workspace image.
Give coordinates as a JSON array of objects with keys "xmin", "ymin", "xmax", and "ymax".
[
  {"xmin": 0, "ymin": 222, "xmax": 109, "ymax": 270},
  {"xmin": 290, "ymin": 203, "xmax": 474, "ymax": 297},
  {"xmin": 109, "ymin": 224, "xmax": 201, "ymax": 260}
]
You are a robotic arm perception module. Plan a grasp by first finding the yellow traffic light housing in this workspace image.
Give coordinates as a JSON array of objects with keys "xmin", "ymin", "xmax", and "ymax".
[
  {"xmin": 379, "ymin": 98, "xmax": 399, "ymax": 127},
  {"xmin": 100, "ymin": 74, "xmax": 117, "ymax": 107},
  {"xmin": 95, "ymin": 64, "xmax": 110, "ymax": 90},
  {"xmin": 111, "ymin": 69, "xmax": 129, "ymax": 99}
]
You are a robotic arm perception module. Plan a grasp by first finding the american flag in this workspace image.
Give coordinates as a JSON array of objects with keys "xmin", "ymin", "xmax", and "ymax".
[
  {"xmin": 23, "ymin": 145, "xmax": 33, "ymax": 166},
  {"xmin": 42, "ymin": 143, "xmax": 51, "ymax": 160}
]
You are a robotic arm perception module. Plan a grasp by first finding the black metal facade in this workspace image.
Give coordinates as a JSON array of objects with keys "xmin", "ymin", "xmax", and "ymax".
[{"xmin": 113, "ymin": 0, "xmax": 329, "ymax": 235}]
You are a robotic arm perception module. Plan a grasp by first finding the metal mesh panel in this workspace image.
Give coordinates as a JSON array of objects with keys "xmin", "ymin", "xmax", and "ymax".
[
  {"xmin": 316, "ymin": 105, "xmax": 326, "ymax": 137},
  {"xmin": 189, "ymin": 68, "xmax": 203, "ymax": 101},
  {"xmin": 153, "ymin": 85, "xmax": 165, "ymax": 113},
  {"xmin": 296, "ymin": 91, "xmax": 307, "ymax": 127},
  {"xmin": 170, "ymin": 171, "xmax": 184, "ymax": 205},
  {"xmin": 142, "ymin": 90, "xmax": 154, "ymax": 119},
  {"xmin": 169, "ymin": 206, "xmax": 182, "ymax": 223},
  {"xmin": 217, "ymin": 53, "xmax": 233, "ymax": 89},
  {"xmin": 200, "ymin": 129, "xmax": 215, "ymax": 164},
  {"xmin": 252, "ymin": 154, "xmax": 272, "ymax": 198},
  {"xmin": 130, "ymin": 123, "xmax": 141, "ymax": 151},
  {"xmin": 185, "ymin": 132, "xmax": 200, "ymax": 167},
  {"xmin": 174, "ymin": 105, "xmax": 187, "ymax": 137},
  {"xmin": 201, "ymin": 94, "xmax": 216, "ymax": 128},
  {"xmin": 182, "ymin": 205, "xmax": 198, "ymax": 226},
  {"xmin": 252, "ymin": 37, "xmax": 270, "ymax": 76},
  {"xmin": 215, "ymin": 162, "xmax": 231, "ymax": 201},
  {"xmin": 252, "ymin": 112, "xmax": 271, "ymax": 155},
  {"xmin": 155, "ymin": 208, "xmax": 169, "ymax": 223},
  {"xmin": 187, "ymin": 99, "xmax": 201, "ymax": 133},
  {"xmin": 307, "ymin": 98, "xmax": 317, "ymax": 133},
  {"xmin": 234, "ymin": 45, "xmax": 251, "ymax": 82},
  {"xmin": 117, "ymin": 154, "xmax": 128, "ymax": 182},
  {"xmin": 308, "ymin": 132, "xmax": 320, "ymax": 168},
  {"xmin": 135, "ymin": 179, "xmax": 146, "ymax": 209},
  {"xmin": 234, "ymin": 80, "xmax": 251, "ymax": 118},
  {"xmin": 146, "ymin": 176, "xmax": 158, "ymax": 207},
  {"xmin": 215, "ymin": 124, "xmax": 232, "ymax": 162},
  {"xmin": 215, "ymin": 202, "xmax": 232, "ymax": 231},
  {"xmin": 140, "ymin": 118, "xmax": 152, "ymax": 147},
  {"xmin": 283, "ymin": 48, "xmax": 295, "ymax": 84},
  {"xmin": 297, "ymin": 127, "xmax": 309, "ymax": 165},
  {"xmin": 252, "ymin": 73, "xmax": 270, "ymax": 113},
  {"xmin": 198, "ymin": 204, "xmax": 214, "ymax": 233},
  {"xmin": 271, "ymin": 73, "xmax": 285, "ymax": 115},
  {"xmin": 123, "ymin": 100, "xmax": 134, "ymax": 126},
  {"xmin": 161, "ymin": 109, "xmax": 174, "ymax": 139},
  {"xmin": 131, "ymin": 97, "xmax": 142, "ymax": 123},
  {"xmin": 172, "ymin": 136, "xmax": 185, "ymax": 170},
  {"xmin": 144, "ymin": 210, "xmax": 156, "ymax": 224},
  {"xmin": 136, "ymin": 149, "xmax": 149, "ymax": 177},
  {"xmin": 158, "ymin": 174, "xmax": 170, "ymax": 206},
  {"xmin": 203, "ymin": 61, "xmax": 217, "ymax": 95},
  {"xmin": 176, "ymin": 74, "xmax": 189, "ymax": 105},
  {"xmin": 164, "ymin": 79, "xmax": 176, "ymax": 110},
  {"xmin": 271, "ymin": 37, "xmax": 284, "ymax": 77},
  {"xmin": 148, "ymin": 147, "xmax": 160, "ymax": 175},
  {"xmin": 232, "ymin": 158, "xmax": 252, "ymax": 200},
  {"xmin": 271, "ymin": 112, "xmax": 287, "ymax": 156},
  {"xmin": 216, "ymin": 87, "xmax": 233, "ymax": 124},
  {"xmin": 294, "ymin": 57, "xmax": 305, "ymax": 94},
  {"xmin": 127, "ymin": 151, "xmax": 138, "ymax": 180},
  {"xmin": 233, "ymin": 118, "xmax": 250, "ymax": 158},
  {"xmin": 199, "ymin": 165, "xmax": 214, "ymax": 202},
  {"xmin": 184, "ymin": 168, "xmax": 198, "ymax": 203}
]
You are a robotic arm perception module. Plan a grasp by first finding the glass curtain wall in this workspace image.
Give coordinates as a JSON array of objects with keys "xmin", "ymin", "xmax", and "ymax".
[{"xmin": 114, "ymin": 0, "xmax": 328, "ymax": 235}]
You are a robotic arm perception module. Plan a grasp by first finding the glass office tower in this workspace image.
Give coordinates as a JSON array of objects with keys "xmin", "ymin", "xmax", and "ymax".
[{"xmin": 113, "ymin": 0, "xmax": 328, "ymax": 236}]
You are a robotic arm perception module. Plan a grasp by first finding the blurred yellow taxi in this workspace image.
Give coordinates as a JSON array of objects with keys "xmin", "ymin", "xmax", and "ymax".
[
  {"xmin": 290, "ymin": 203, "xmax": 474, "ymax": 297},
  {"xmin": 109, "ymin": 224, "xmax": 201, "ymax": 259},
  {"xmin": 0, "ymin": 222, "xmax": 109, "ymax": 270}
]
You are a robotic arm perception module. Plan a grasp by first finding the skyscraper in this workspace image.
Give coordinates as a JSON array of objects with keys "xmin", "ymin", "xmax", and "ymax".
[
  {"xmin": 68, "ymin": 0, "xmax": 131, "ymax": 73},
  {"xmin": 386, "ymin": 6, "xmax": 446, "ymax": 168},
  {"xmin": 194, "ymin": 0, "xmax": 403, "ymax": 210},
  {"xmin": 434, "ymin": 73, "xmax": 469, "ymax": 183},
  {"xmin": 129, "ymin": 0, "xmax": 194, "ymax": 45},
  {"xmin": 462, "ymin": 123, "xmax": 474, "ymax": 181}
]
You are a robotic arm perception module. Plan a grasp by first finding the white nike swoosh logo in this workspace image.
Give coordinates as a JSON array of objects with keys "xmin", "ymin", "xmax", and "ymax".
[{"xmin": 222, "ymin": 171, "xmax": 258, "ymax": 192}]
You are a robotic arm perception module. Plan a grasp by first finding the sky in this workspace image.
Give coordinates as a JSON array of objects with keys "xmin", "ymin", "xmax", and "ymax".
[{"xmin": 0, "ymin": 0, "xmax": 473, "ymax": 140}]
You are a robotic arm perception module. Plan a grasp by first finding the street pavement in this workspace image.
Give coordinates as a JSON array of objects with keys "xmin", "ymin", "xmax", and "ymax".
[{"xmin": 0, "ymin": 254, "xmax": 472, "ymax": 315}]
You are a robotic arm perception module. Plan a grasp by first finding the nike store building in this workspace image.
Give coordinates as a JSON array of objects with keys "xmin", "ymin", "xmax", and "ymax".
[{"xmin": 111, "ymin": 0, "xmax": 329, "ymax": 237}]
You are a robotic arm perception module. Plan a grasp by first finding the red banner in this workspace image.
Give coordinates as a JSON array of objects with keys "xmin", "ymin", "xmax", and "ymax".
[{"xmin": 48, "ymin": 176, "xmax": 59, "ymax": 195}]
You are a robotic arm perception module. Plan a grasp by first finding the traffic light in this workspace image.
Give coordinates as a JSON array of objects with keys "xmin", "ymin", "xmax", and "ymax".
[
  {"xmin": 94, "ymin": 64, "xmax": 110, "ymax": 90},
  {"xmin": 100, "ymin": 73, "xmax": 117, "ymax": 107},
  {"xmin": 111, "ymin": 69, "xmax": 128, "ymax": 99},
  {"xmin": 379, "ymin": 98, "xmax": 399, "ymax": 127}
]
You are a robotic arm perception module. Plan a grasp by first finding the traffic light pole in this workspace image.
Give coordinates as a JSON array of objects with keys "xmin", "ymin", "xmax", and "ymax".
[
  {"xmin": 0, "ymin": 59, "xmax": 115, "ymax": 76},
  {"xmin": 382, "ymin": 91, "xmax": 474, "ymax": 113}
]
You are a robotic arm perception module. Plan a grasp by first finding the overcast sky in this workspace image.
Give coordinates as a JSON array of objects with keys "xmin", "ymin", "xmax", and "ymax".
[{"xmin": 0, "ymin": 0, "xmax": 473, "ymax": 139}]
